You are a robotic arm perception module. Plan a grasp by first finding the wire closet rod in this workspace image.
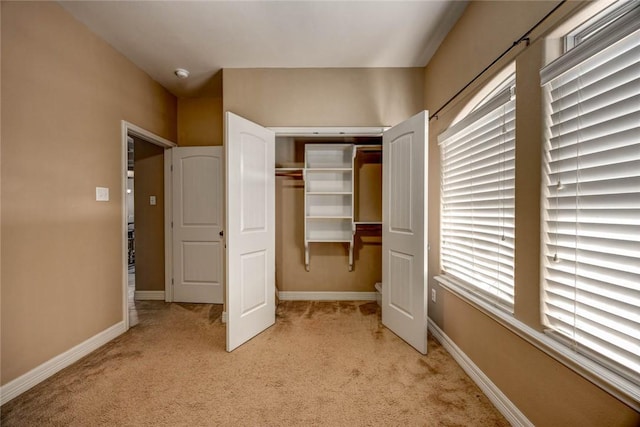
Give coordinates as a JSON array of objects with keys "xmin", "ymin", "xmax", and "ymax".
[{"xmin": 429, "ymin": 0, "xmax": 567, "ymax": 121}]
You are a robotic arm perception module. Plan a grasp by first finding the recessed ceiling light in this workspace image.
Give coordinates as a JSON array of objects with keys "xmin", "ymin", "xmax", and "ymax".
[{"xmin": 174, "ymin": 68, "xmax": 190, "ymax": 79}]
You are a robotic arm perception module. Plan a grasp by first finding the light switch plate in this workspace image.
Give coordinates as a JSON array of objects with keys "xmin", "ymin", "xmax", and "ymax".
[
  {"xmin": 96, "ymin": 187, "xmax": 109, "ymax": 202},
  {"xmin": 150, "ymin": 195, "xmax": 157, "ymax": 206}
]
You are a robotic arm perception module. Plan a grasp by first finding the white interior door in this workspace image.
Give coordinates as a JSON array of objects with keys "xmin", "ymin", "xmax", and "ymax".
[
  {"xmin": 382, "ymin": 111, "xmax": 428, "ymax": 354},
  {"xmin": 172, "ymin": 146, "xmax": 224, "ymax": 303},
  {"xmin": 225, "ymin": 112, "xmax": 275, "ymax": 352}
]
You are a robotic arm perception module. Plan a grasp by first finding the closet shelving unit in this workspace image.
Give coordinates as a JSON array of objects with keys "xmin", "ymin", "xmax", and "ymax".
[
  {"xmin": 304, "ymin": 144, "xmax": 355, "ymax": 271},
  {"xmin": 274, "ymin": 133, "xmax": 383, "ymax": 272}
]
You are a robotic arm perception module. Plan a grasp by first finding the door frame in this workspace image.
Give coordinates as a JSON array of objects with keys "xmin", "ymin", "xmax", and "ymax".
[{"xmin": 121, "ymin": 121, "xmax": 176, "ymax": 331}]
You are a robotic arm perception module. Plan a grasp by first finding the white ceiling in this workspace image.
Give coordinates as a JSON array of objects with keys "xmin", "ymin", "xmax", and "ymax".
[{"xmin": 59, "ymin": 1, "xmax": 468, "ymax": 98}]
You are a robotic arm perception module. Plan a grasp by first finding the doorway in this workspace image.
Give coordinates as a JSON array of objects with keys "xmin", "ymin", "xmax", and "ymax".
[{"xmin": 122, "ymin": 121, "xmax": 176, "ymax": 330}]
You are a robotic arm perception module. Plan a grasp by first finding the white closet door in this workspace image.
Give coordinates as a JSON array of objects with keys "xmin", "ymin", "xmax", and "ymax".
[
  {"xmin": 382, "ymin": 111, "xmax": 428, "ymax": 354},
  {"xmin": 172, "ymin": 146, "xmax": 224, "ymax": 304},
  {"xmin": 225, "ymin": 112, "xmax": 276, "ymax": 352}
]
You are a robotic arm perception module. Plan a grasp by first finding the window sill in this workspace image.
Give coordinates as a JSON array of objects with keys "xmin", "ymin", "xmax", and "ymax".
[{"xmin": 434, "ymin": 274, "xmax": 640, "ymax": 411}]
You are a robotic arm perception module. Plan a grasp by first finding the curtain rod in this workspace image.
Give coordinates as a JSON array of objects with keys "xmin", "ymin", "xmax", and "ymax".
[{"xmin": 429, "ymin": 0, "xmax": 567, "ymax": 121}]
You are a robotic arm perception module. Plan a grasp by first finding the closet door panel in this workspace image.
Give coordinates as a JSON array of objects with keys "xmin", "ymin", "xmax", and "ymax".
[
  {"xmin": 226, "ymin": 112, "xmax": 275, "ymax": 352},
  {"xmin": 382, "ymin": 110, "xmax": 428, "ymax": 354}
]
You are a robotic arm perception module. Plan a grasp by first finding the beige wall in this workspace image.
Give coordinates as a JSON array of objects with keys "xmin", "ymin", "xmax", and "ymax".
[
  {"xmin": 1, "ymin": 1, "xmax": 176, "ymax": 384},
  {"xmin": 0, "ymin": 3, "xmax": 4, "ymax": 373},
  {"xmin": 177, "ymin": 96, "xmax": 223, "ymax": 146},
  {"xmin": 225, "ymin": 68, "xmax": 422, "ymax": 292},
  {"xmin": 223, "ymin": 68, "xmax": 424, "ymax": 127},
  {"xmin": 133, "ymin": 138, "xmax": 165, "ymax": 292},
  {"xmin": 177, "ymin": 70, "xmax": 223, "ymax": 147},
  {"xmin": 425, "ymin": 1, "xmax": 639, "ymax": 426}
]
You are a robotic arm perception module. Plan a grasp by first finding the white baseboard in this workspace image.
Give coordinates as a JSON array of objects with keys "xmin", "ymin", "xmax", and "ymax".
[
  {"xmin": 427, "ymin": 319, "xmax": 533, "ymax": 427},
  {"xmin": 0, "ymin": 321, "xmax": 126, "ymax": 405},
  {"xmin": 134, "ymin": 290, "xmax": 165, "ymax": 301},
  {"xmin": 277, "ymin": 291, "xmax": 377, "ymax": 301}
]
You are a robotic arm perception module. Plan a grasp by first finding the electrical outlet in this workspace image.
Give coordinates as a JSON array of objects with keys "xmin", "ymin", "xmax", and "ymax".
[{"xmin": 431, "ymin": 288, "xmax": 437, "ymax": 303}]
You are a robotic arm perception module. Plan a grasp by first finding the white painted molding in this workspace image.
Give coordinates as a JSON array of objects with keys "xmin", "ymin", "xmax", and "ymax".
[
  {"xmin": 134, "ymin": 291, "xmax": 165, "ymax": 301},
  {"xmin": 0, "ymin": 321, "xmax": 126, "ymax": 405},
  {"xmin": 269, "ymin": 126, "xmax": 387, "ymax": 137},
  {"xmin": 164, "ymin": 150, "xmax": 173, "ymax": 303},
  {"xmin": 122, "ymin": 121, "xmax": 177, "ymax": 149},
  {"xmin": 277, "ymin": 291, "xmax": 377, "ymax": 301},
  {"xmin": 121, "ymin": 120, "xmax": 176, "ymax": 327},
  {"xmin": 427, "ymin": 319, "xmax": 533, "ymax": 427}
]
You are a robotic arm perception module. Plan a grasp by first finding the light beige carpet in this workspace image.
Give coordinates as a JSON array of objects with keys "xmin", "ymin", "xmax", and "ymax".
[{"xmin": 1, "ymin": 300, "xmax": 509, "ymax": 426}]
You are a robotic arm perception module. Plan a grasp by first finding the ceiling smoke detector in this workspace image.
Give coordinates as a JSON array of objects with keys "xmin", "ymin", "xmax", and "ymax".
[{"xmin": 174, "ymin": 68, "xmax": 190, "ymax": 79}]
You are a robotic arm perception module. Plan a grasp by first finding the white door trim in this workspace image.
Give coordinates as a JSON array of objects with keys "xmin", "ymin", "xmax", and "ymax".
[
  {"xmin": 121, "ymin": 121, "xmax": 176, "ymax": 330},
  {"xmin": 164, "ymin": 152, "xmax": 173, "ymax": 302},
  {"xmin": 269, "ymin": 126, "xmax": 387, "ymax": 137}
]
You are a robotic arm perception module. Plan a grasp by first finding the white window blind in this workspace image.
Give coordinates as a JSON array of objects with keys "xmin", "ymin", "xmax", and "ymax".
[
  {"xmin": 439, "ymin": 77, "xmax": 516, "ymax": 312},
  {"xmin": 541, "ymin": 8, "xmax": 640, "ymax": 385}
]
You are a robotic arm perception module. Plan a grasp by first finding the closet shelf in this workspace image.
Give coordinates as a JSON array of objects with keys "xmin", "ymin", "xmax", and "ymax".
[
  {"xmin": 276, "ymin": 161, "xmax": 304, "ymax": 168},
  {"xmin": 306, "ymin": 191, "xmax": 352, "ymax": 195},
  {"xmin": 306, "ymin": 167, "xmax": 352, "ymax": 171},
  {"xmin": 354, "ymin": 222, "xmax": 382, "ymax": 234},
  {"xmin": 355, "ymin": 144, "xmax": 382, "ymax": 151},
  {"xmin": 305, "ymin": 215, "xmax": 352, "ymax": 219},
  {"xmin": 275, "ymin": 168, "xmax": 304, "ymax": 178}
]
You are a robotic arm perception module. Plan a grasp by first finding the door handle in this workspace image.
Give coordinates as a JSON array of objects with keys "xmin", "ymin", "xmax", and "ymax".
[{"xmin": 219, "ymin": 230, "xmax": 224, "ymax": 237}]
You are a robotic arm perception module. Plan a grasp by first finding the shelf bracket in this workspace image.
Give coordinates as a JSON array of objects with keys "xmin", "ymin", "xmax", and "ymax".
[
  {"xmin": 348, "ymin": 241, "xmax": 354, "ymax": 272},
  {"xmin": 304, "ymin": 243, "xmax": 310, "ymax": 272}
]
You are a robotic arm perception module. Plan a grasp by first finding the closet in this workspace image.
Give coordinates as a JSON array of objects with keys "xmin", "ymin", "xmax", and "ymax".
[
  {"xmin": 275, "ymin": 138, "xmax": 382, "ymax": 272},
  {"xmin": 224, "ymin": 111, "xmax": 428, "ymax": 355}
]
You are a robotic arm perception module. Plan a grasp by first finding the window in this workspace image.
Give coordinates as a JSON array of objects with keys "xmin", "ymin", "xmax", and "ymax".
[
  {"xmin": 438, "ymin": 73, "xmax": 516, "ymax": 312},
  {"xmin": 565, "ymin": 0, "xmax": 639, "ymax": 51},
  {"xmin": 540, "ymin": 1, "xmax": 640, "ymax": 385}
]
